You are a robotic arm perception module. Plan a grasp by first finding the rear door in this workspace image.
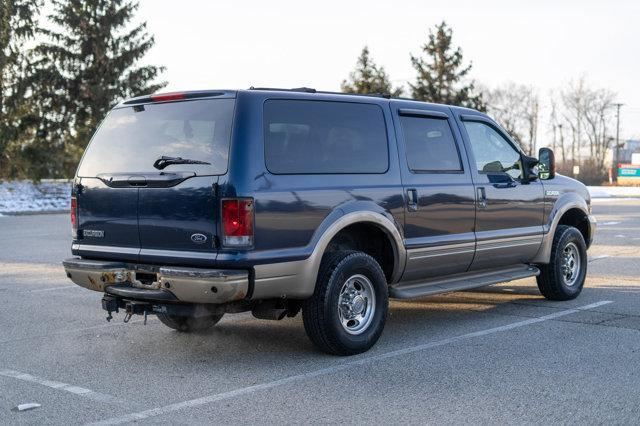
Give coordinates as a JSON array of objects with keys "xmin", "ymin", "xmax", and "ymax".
[
  {"xmin": 392, "ymin": 102, "xmax": 476, "ymax": 281},
  {"xmin": 74, "ymin": 95, "xmax": 235, "ymax": 265}
]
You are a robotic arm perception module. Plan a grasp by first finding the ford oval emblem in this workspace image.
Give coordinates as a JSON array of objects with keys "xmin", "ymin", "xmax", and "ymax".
[{"xmin": 191, "ymin": 233, "xmax": 207, "ymax": 244}]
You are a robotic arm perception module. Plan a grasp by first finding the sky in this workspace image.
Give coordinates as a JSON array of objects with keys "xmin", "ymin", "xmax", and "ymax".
[{"xmin": 136, "ymin": 0, "xmax": 640, "ymax": 141}]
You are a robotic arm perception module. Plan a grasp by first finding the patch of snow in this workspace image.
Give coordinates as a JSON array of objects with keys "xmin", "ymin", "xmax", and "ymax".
[
  {"xmin": 0, "ymin": 180, "xmax": 70, "ymax": 214},
  {"xmin": 588, "ymin": 186, "xmax": 640, "ymax": 198}
]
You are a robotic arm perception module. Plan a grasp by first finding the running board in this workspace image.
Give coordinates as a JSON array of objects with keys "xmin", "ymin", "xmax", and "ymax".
[{"xmin": 389, "ymin": 265, "xmax": 540, "ymax": 299}]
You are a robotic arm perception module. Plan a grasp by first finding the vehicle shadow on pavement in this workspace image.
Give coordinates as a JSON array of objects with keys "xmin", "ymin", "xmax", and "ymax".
[{"xmin": 107, "ymin": 284, "xmax": 633, "ymax": 361}]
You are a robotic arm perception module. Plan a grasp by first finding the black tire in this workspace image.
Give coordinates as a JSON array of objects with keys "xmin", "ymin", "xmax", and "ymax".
[
  {"xmin": 157, "ymin": 312, "xmax": 224, "ymax": 332},
  {"xmin": 302, "ymin": 250, "xmax": 389, "ymax": 356},
  {"xmin": 536, "ymin": 225, "xmax": 588, "ymax": 301}
]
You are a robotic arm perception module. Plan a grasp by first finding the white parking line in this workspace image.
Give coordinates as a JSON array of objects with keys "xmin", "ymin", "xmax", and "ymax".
[
  {"xmin": 589, "ymin": 254, "xmax": 612, "ymax": 262},
  {"xmin": 0, "ymin": 369, "xmax": 127, "ymax": 405},
  {"xmin": 90, "ymin": 300, "xmax": 613, "ymax": 425}
]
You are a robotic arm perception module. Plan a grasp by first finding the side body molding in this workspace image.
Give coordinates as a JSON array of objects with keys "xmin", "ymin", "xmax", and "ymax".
[
  {"xmin": 530, "ymin": 192, "xmax": 594, "ymax": 264},
  {"xmin": 252, "ymin": 209, "xmax": 407, "ymax": 300}
]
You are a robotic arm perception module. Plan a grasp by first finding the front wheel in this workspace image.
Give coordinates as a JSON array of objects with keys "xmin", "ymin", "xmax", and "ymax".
[
  {"xmin": 536, "ymin": 225, "xmax": 588, "ymax": 301},
  {"xmin": 302, "ymin": 250, "xmax": 389, "ymax": 356}
]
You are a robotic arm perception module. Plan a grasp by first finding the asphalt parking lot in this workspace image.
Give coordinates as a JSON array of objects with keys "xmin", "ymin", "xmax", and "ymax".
[{"xmin": 1, "ymin": 199, "xmax": 639, "ymax": 424}]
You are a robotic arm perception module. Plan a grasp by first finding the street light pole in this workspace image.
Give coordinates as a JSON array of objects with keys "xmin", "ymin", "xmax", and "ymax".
[{"xmin": 613, "ymin": 103, "xmax": 624, "ymax": 182}]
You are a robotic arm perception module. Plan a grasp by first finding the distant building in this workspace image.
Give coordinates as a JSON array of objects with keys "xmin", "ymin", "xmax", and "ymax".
[
  {"xmin": 605, "ymin": 139, "xmax": 640, "ymax": 166},
  {"xmin": 614, "ymin": 139, "xmax": 640, "ymax": 185},
  {"xmin": 617, "ymin": 139, "xmax": 640, "ymax": 165}
]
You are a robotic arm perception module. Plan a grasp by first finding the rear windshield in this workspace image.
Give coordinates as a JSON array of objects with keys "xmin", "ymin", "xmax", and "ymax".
[
  {"xmin": 264, "ymin": 100, "xmax": 388, "ymax": 174},
  {"xmin": 77, "ymin": 98, "xmax": 234, "ymax": 177}
]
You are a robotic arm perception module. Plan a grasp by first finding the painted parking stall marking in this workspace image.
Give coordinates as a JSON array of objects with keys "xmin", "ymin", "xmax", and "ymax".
[
  {"xmin": 0, "ymin": 369, "xmax": 131, "ymax": 406},
  {"xmin": 91, "ymin": 300, "xmax": 613, "ymax": 425}
]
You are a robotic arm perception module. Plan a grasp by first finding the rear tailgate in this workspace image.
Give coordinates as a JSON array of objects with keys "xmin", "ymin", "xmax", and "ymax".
[
  {"xmin": 76, "ymin": 178, "xmax": 139, "ymax": 262},
  {"xmin": 138, "ymin": 175, "xmax": 219, "ymax": 266},
  {"xmin": 73, "ymin": 94, "xmax": 235, "ymax": 263}
]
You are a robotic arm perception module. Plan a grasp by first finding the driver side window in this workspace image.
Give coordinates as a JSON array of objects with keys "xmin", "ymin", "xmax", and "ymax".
[{"xmin": 463, "ymin": 121, "xmax": 522, "ymax": 180}]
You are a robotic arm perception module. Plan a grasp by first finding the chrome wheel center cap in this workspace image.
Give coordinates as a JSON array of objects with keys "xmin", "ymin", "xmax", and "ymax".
[{"xmin": 351, "ymin": 295, "xmax": 366, "ymax": 315}]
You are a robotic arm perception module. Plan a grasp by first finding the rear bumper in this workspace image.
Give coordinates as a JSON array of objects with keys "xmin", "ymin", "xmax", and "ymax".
[{"xmin": 62, "ymin": 258, "xmax": 249, "ymax": 304}]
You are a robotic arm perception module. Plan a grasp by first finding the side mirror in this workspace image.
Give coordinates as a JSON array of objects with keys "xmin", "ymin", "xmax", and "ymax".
[
  {"xmin": 521, "ymin": 155, "xmax": 539, "ymax": 183},
  {"xmin": 538, "ymin": 147, "xmax": 556, "ymax": 180}
]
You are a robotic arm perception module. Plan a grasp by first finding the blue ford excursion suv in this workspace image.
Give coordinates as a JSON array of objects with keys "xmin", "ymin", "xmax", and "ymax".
[{"xmin": 63, "ymin": 88, "xmax": 596, "ymax": 355}]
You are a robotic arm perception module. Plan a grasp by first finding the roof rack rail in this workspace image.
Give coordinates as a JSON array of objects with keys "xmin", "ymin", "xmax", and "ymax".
[
  {"xmin": 248, "ymin": 87, "xmax": 392, "ymax": 99},
  {"xmin": 248, "ymin": 86, "xmax": 316, "ymax": 93}
]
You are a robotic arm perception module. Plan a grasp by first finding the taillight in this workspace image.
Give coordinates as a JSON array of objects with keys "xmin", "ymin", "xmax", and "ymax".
[
  {"xmin": 150, "ymin": 92, "xmax": 185, "ymax": 102},
  {"xmin": 70, "ymin": 196, "xmax": 78, "ymax": 239},
  {"xmin": 221, "ymin": 198, "xmax": 254, "ymax": 247}
]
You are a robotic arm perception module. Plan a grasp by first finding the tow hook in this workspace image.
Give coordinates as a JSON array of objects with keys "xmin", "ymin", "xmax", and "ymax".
[{"xmin": 123, "ymin": 301, "xmax": 152, "ymax": 324}]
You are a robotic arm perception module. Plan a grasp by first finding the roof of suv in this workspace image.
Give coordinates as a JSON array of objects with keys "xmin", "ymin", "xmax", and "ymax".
[{"xmin": 117, "ymin": 87, "xmax": 483, "ymax": 116}]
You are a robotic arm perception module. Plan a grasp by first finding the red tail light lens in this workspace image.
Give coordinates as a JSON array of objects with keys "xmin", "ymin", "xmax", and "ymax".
[
  {"xmin": 71, "ymin": 197, "xmax": 78, "ymax": 238},
  {"xmin": 221, "ymin": 198, "xmax": 254, "ymax": 247}
]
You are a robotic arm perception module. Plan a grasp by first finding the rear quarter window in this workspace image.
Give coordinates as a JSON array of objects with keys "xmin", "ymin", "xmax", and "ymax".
[{"xmin": 264, "ymin": 99, "xmax": 389, "ymax": 174}]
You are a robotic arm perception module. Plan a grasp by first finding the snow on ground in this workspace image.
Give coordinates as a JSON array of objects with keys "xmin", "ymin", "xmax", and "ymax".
[
  {"xmin": 0, "ymin": 180, "xmax": 70, "ymax": 214},
  {"xmin": 587, "ymin": 186, "xmax": 640, "ymax": 198},
  {"xmin": 0, "ymin": 180, "xmax": 639, "ymax": 215}
]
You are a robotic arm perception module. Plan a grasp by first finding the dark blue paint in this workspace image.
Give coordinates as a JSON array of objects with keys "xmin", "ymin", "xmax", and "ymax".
[{"xmin": 71, "ymin": 89, "xmax": 547, "ymax": 278}]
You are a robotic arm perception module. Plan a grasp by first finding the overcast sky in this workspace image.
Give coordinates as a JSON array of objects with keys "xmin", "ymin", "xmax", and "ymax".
[{"xmin": 137, "ymin": 0, "xmax": 640, "ymax": 140}]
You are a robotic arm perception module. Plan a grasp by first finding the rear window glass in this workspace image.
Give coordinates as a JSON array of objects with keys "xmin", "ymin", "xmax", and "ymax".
[
  {"xmin": 264, "ymin": 100, "xmax": 388, "ymax": 174},
  {"xmin": 77, "ymin": 98, "xmax": 234, "ymax": 177},
  {"xmin": 400, "ymin": 116, "xmax": 462, "ymax": 172}
]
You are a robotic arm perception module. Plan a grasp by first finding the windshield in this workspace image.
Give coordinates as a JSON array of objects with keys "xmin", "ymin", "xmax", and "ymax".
[{"xmin": 77, "ymin": 98, "xmax": 234, "ymax": 177}]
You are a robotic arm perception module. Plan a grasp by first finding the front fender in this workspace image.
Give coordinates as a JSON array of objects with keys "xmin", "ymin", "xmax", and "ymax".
[{"xmin": 531, "ymin": 192, "xmax": 593, "ymax": 264}]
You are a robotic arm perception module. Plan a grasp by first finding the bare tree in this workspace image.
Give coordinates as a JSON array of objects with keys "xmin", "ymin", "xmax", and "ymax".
[
  {"xmin": 548, "ymin": 95, "xmax": 567, "ymax": 164},
  {"xmin": 483, "ymin": 82, "xmax": 539, "ymax": 155},
  {"xmin": 559, "ymin": 77, "xmax": 587, "ymax": 167},
  {"xmin": 556, "ymin": 77, "xmax": 616, "ymax": 172},
  {"xmin": 545, "ymin": 77, "xmax": 617, "ymax": 184},
  {"xmin": 582, "ymin": 88, "xmax": 616, "ymax": 171}
]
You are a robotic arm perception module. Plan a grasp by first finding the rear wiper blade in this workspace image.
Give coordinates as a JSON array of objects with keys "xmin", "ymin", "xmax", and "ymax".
[{"xmin": 153, "ymin": 156, "xmax": 210, "ymax": 170}]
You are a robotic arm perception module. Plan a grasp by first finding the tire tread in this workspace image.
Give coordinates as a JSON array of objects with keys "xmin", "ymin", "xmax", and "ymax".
[
  {"xmin": 537, "ymin": 225, "xmax": 587, "ymax": 301},
  {"xmin": 302, "ymin": 250, "xmax": 387, "ymax": 355}
]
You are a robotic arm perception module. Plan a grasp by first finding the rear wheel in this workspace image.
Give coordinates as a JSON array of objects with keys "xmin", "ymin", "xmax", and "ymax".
[
  {"xmin": 302, "ymin": 250, "xmax": 388, "ymax": 356},
  {"xmin": 536, "ymin": 225, "xmax": 588, "ymax": 301},
  {"xmin": 157, "ymin": 312, "xmax": 224, "ymax": 332}
]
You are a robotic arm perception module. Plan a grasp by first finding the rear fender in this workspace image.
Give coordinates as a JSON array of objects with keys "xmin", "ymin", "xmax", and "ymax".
[{"xmin": 252, "ymin": 203, "xmax": 406, "ymax": 299}]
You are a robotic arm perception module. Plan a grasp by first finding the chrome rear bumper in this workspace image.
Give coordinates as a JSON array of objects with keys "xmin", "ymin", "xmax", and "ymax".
[{"xmin": 62, "ymin": 258, "xmax": 249, "ymax": 304}]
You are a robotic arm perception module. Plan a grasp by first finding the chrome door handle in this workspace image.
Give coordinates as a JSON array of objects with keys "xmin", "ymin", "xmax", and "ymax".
[
  {"xmin": 407, "ymin": 188, "xmax": 418, "ymax": 212},
  {"xmin": 477, "ymin": 187, "xmax": 487, "ymax": 209}
]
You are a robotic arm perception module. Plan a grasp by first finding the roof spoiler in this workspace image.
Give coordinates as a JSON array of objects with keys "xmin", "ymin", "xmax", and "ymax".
[{"xmin": 121, "ymin": 90, "xmax": 233, "ymax": 106}]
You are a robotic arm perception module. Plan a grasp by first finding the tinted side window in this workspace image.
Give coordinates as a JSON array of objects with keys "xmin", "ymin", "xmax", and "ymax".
[
  {"xmin": 463, "ymin": 121, "xmax": 522, "ymax": 180},
  {"xmin": 400, "ymin": 115, "xmax": 461, "ymax": 172},
  {"xmin": 264, "ymin": 100, "xmax": 388, "ymax": 174}
]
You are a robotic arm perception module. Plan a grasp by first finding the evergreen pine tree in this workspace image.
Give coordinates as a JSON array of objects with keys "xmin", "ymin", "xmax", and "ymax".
[
  {"xmin": 341, "ymin": 46, "xmax": 402, "ymax": 97},
  {"xmin": 30, "ymin": 0, "xmax": 166, "ymax": 176},
  {"xmin": 0, "ymin": 0, "xmax": 42, "ymax": 178},
  {"xmin": 410, "ymin": 21, "xmax": 484, "ymax": 110}
]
